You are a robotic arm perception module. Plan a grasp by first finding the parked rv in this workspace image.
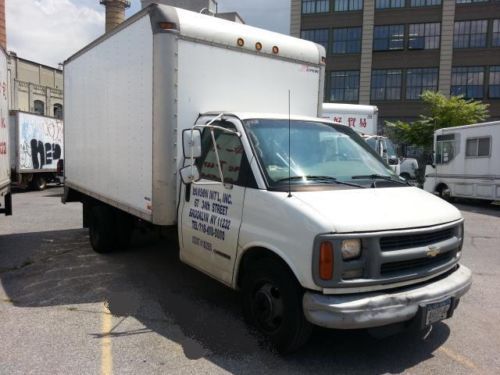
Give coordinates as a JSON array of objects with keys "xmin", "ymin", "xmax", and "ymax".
[
  {"xmin": 424, "ymin": 121, "xmax": 500, "ymax": 202},
  {"xmin": 0, "ymin": 46, "xmax": 12, "ymax": 216},
  {"xmin": 9, "ymin": 111, "xmax": 64, "ymax": 190},
  {"xmin": 64, "ymin": 4, "xmax": 471, "ymax": 353}
]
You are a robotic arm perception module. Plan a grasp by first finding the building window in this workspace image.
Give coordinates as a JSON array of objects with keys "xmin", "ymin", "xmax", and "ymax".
[
  {"xmin": 456, "ymin": 0, "xmax": 488, "ymax": 3},
  {"xmin": 301, "ymin": 29, "xmax": 329, "ymax": 50},
  {"xmin": 489, "ymin": 66, "xmax": 500, "ymax": 98},
  {"xmin": 302, "ymin": 0, "xmax": 330, "ymax": 14},
  {"xmin": 411, "ymin": 0, "xmax": 442, "ymax": 6},
  {"xmin": 406, "ymin": 68, "xmax": 439, "ymax": 99},
  {"xmin": 466, "ymin": 137, "xmax": 491, "ymax": 158},
  {"xmin": 332, "ymin": 27, "xmax": 362, "ymax": 53},
  {"xmin": 53, "ymin": 104, "xmax": 63, "ymax": 119},
  {"xmin": 334, "ymin": 0, "xmax": 363, "ymax": 11},
  {"xmin": 376, "ymin": 0, "xmax": 405, "ymax": 8},
  {"xmin": 330, "ymin": 71, "xmax": 360, "ymax": 101},
  {"xmin": 34, "ymin": 100, "xmax": 45, "ymax": 116},
  {"xmin": 493, "ymin": 20, "xmax": 500, "ymax": 47},
  {"xmin": 371, "ymin": 69, "xmax": 402, "ymax": 100},
  {"xmin": 454, "ymin": 20, "xmax": 488, "ymax": 49},
  {"xmin": 451, "ymin": 66, "xmax": 484, "ymax": 99},
  {"xmin": 373, "ymin": 25, "xmax": 405, "ymax": 51},
  {"xmin": 409, "ymin": 23, "xmax": 441, "ymax": 49}
]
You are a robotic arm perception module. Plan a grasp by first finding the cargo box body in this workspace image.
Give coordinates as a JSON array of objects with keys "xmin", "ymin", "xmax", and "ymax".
[
  {"xmin": 0, "ymin": 47, "xmax": 9, "ymax": 193},
  {"xmin": 9, "ymin": 111, "xmax": 64, "ymax": 174},
  {"xmin": 64, "ymin": 4, "xmax": 325, "ymax": 225}
]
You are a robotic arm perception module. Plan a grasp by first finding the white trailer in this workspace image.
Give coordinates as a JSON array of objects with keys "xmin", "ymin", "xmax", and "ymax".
[
  {"xmin": 424, "ymin": 121, "xmax": 500, "ymax": 202},
  {"xmin": 9, "ymin": 111, "xmax": 64, "ymax": 190},
  {"xmin": 0, "ymin": 46, "xmax": 12, "ymax": 216},
  {"xmin": 64, "ymin": 3, "xmax": 471, "ymax": 353},
  {"xmin": 321, "ymin": 103, "xmax": 378, "ymax": 135}
]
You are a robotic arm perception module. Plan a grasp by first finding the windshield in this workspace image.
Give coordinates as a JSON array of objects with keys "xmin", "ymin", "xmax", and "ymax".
[{"xmin": 244, "ymin": 119, "xmax": 397, "ymax": 188}]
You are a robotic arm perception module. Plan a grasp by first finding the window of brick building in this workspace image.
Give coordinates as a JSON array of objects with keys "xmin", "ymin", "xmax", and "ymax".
[
  {"xmin": 302, "ymin": 0, "xmax": 330, "ymax": 14},
  {"xmin": 489, "ymin": 66, "xmax": 500, "ymax": 99},
  {"xmin": 451, "ymin": 66, "xmax": 484, "ymax": 99},
  {"xmin": 334, "ymin": 0, "xmax": 363, "ymax": 11},
  {"xmin": 301, "ymin": 29, "xmax": 330, "ymax": 50},
  {"xmin": 376, "ymin": 0, "xmax": 405, "ymax": 9},
  {"xmin": 332, "ymin": 27, "xmax": 362, "ymax": 53},
  {"xmin": 330, "ymin": 71, "xmax": 360, "ymax": 101},
  {"xmin": 406, "ymin": 68, "xmax": 439, "ymax": 99},
  {"xmin": 374, "ymin": 25, "xmax": 405, "ymax": 51},
  {"xmin": 454, "ymin": 20, "xmax": 488, "ymax": 48},
  {"xmin": 371, "ymin": 70, "xmax": 402, "ymax": 100},
  {"xmin": 409, "ymin": 23, "xmax": 441, "ymax": 49}
]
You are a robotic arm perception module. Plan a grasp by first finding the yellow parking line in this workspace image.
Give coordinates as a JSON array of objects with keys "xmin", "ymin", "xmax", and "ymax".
[
  {"xmin": 438, "ymin": 346, "xmax": 478, "ymax": 372},
  {"xmin": 101, "ymin": 305, "xmax": 113, "ymax": 375}
]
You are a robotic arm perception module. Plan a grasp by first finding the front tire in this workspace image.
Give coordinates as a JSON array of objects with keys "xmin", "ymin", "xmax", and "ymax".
[
  {"xmin": 31, "ymin": 175, "xmax": 47, "ymax": 191},
  {"xmin": 242, "ymin": 259, "xmax": 312, "ymax": 354}
]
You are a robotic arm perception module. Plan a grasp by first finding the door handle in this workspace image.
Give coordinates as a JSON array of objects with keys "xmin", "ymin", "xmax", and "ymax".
[{"xmin": 185, "ymin": 184, "xmax": 191, "ymax": 202}]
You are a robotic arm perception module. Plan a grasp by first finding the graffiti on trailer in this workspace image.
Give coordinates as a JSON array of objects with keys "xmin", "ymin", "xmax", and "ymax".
[{"xmin": 18, "ymin": 114, "xmax": 64, "ymax": 170}]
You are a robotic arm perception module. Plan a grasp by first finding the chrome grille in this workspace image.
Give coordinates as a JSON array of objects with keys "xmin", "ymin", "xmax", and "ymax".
[
  {"xmin": 380, "ymin": 228, "xmax": 455, "ymax": 251},
  {"xmin": 381, "ymin": 251, "xmax": 455, "ymax": 275}
]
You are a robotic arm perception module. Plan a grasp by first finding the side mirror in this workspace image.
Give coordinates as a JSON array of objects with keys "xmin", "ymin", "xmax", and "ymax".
[
  {"xmin": 388, "ymin": 156, "xmax": 399, "ymax": 165},
  {"xmin": 182, "ymin": 129, "xmax": 202, "ymax": 159},
  {"xmin": 180, "ymin": 165, "xmax": 200, "ymax": 184}
]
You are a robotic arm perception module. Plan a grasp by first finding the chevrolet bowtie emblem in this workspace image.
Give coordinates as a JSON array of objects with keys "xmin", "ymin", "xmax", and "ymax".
[{"xmin": 427, "ymin": 246, "xmax": 441, "ymax": 257}]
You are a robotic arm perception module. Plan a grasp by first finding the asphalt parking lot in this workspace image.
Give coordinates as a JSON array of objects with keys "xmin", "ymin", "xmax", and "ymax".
[{"xmin": 0, "ymin": 187, "xmax": 499, "ymax": 374}]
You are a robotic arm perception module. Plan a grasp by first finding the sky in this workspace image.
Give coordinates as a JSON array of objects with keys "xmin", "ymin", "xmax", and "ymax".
[{"xmin": 5, "ymin": 0, "xmax": 290, "ymax": 68}]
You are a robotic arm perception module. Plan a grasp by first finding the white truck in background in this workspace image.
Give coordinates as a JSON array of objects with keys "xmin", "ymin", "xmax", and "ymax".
[
  {"xmin": 0, "ymin": 46, "xmax": 12, "ymax": 216},
  {"xmin": 63, "ymin": 3, "xmax": 471, "ymax": 353},
  {"xmin": 9, "ymin": 111, "xmax": 64, "ymax": 190},
  {"xmin": 424, "ymin": 121, "xmax": 500, "ymax": 202},
  {"xmin": 321, "ymin": 103, "xmax": 402, "ymax": 174}
]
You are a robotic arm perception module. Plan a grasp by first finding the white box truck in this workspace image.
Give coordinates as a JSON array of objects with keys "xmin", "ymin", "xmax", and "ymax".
[
  {"xmin": 9, "ymin": 111, "xmax": 64, "ymax": 190},
  {"xmin": 424, "ymin": 121, "xmax": 500, "ymax": 202},
  {"xmin": 321, "ymin": 103, "xmax": 402, "ymax": 173},
  {"xmin": 64, "ymin": 3, "xmax": 471, "ymax": 353},
  {"xmin": 0, "ymin": 46, "xmax": 12, "ymax": 216}
]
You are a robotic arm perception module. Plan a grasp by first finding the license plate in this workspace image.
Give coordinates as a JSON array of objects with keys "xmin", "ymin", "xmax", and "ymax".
[{"xmin": 425, "ymin": 299, "xmax": 452, "ymax": 325}]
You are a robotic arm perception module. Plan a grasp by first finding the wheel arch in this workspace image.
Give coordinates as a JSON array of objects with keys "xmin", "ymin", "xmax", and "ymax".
[{"xmin": 234, "ymin": 245, "xmax": 302, "ymax": 290}]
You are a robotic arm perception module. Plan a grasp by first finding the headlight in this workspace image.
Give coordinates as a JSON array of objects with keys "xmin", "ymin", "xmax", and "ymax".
[{"xmin": 341, "ymin": 239, "xmax": 361, "ymax": 260}]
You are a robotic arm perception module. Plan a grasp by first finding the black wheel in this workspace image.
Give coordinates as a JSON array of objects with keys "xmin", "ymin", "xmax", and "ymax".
[
  {"xmin": 242, "ymin": 259, "xmax": 312, "ymax": 354},
  {"xmin": 89, "ymin": 205, "xmax": 116, "ymax": 253},
  {"xmin": 31, "ymin": 175, "xmax": 47, "ymax": 191},
  {"xmin": 400, "ymin": 172, "xmax": 411, "ymax": 181},
  {"xmin": 437, "ymin": 185, "xmax": 454, "ymax": 202}
]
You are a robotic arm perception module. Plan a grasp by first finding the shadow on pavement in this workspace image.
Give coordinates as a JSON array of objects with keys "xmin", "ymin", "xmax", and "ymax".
[
  {"xmin": 0, "ymin": 228, "xmax": 451, "ymax": 373},
  {"xmin": 454, "ymin": 201, "xmax": 500, "ymax": 218}
]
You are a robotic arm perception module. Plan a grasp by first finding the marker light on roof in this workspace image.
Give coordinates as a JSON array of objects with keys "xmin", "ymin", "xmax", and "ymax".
[
  {"xmin": 272, "ymin": 46, "xmax": 279, "ymax": 54},
  {"xmin": 255, "ymin": 42, "xmax": 263, "ymax": 51},
  {"xmin": 237, "ymin": 38, "xmax": 244, "ymax": 47}
]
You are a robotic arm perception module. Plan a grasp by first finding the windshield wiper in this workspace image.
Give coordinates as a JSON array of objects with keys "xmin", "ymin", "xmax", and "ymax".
[
  {"xmin": 276, "ymin": 175, "xmax": 365, "ymax": 188},
  {"xmin": 351, "ymin": 174, "xmax": 409, "ymax": 186}
]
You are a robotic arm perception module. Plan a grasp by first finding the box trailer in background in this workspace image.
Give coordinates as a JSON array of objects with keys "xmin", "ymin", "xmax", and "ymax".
[
  {"xmin": 64, "ymin": 4, "xmax": 471, "ymax": 353},
  {"xmin": 321, "ymin": 103, "xmax": 378, "ymax": 135},
  {"xmin": 9, "ymin": 111, "xmax": 64, "ymax": 190},
  {"xmin": 424, "ymin": 121, "xmax": 500, "ymax": 202},
  {"xmin": 0, "ymin": 46, "xmax": 12, "ymax": 216}
]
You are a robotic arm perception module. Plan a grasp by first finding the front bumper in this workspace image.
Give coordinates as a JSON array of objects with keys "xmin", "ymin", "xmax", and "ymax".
[{"xmin": 303, "ymin": 264, "xmax": 472, "ymax": 329}]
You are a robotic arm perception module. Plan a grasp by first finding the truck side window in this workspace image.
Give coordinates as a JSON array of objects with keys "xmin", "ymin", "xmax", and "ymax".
[
  {"xmin": 198, "ymin": 124, "xmax": 249, "ymax": 186},
  {"xmin": 435, "ymin": 133, "xmax": 458, "ymax": 164}
]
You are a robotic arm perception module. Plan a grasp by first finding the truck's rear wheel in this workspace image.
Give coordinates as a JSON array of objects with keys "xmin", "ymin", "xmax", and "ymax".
[
  {"xmin": 31, "ymin": 175, "xmax": 47, "ymax": 191},
  {"xmin": 242, "ymin": 259, "xmax": 312, "ymax": 354},
  {"xmin": 89, "ymin": 205, "xmax": 116, "ymax": 253}
]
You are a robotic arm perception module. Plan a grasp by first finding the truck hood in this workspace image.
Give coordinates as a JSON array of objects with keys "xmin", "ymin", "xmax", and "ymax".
[{"xmin": 292, "ymin": 187, "xmax": 461, "ymax": 233}]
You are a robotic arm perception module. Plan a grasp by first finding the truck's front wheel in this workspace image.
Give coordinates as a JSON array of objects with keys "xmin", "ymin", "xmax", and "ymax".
[
  {"xmin": 242, "ymin": 259, "xmax": 312, "ymax": 354},
  {"xmin": 31, "ymin": 175, "xmax": 47, "ymax": 191},
  {"xmin": 89, "ymin": 205, "xmax": 116, "ymax": 253}
]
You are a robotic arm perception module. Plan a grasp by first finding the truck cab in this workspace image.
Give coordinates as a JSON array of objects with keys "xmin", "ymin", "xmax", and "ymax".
[{"xmin": 179, "ymin": 112, "xmax": 471, "ymax": 352}]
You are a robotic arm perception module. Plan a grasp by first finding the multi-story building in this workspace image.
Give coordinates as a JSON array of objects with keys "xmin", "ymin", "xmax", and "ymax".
[
  {"xmin": 291, "ymin": 0, "xmax": 500, "ymax": 131},
  {"xmin": 6, "ymin": 53, "xmax": 63, "ymax": 119}
]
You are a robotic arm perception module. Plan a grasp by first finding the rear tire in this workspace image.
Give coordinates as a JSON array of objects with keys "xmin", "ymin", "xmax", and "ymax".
[
  {"xmin": 31, "ymin": 175, "xmax": 47, "ymax": 191},
  {"xmin": 242, "ymin": 259, "xmax": 312, "ymax": 354},
  {"xmin": 89, "ymin": 205, "xmax": 116, "ymax": 253}
]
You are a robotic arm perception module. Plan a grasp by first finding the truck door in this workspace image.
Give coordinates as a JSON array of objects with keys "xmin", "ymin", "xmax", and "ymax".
[{"xmin": 179, "ymin": 121, "xmax": 248, "ymax": 286}]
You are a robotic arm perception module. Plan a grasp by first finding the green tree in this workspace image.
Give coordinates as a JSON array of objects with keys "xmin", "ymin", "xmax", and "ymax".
[{"xmin": 385, "ymin": 91, "xmax": 489, "ymax": 149}]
